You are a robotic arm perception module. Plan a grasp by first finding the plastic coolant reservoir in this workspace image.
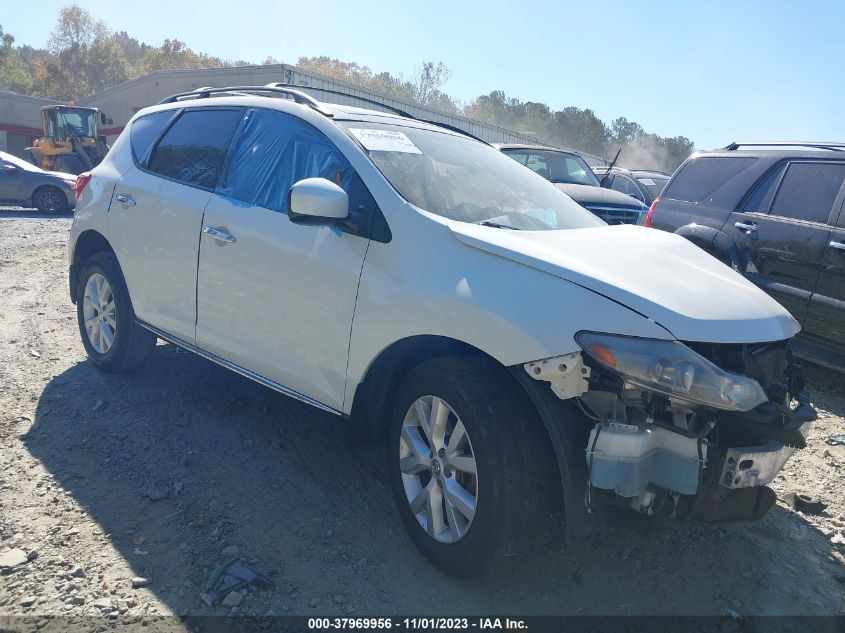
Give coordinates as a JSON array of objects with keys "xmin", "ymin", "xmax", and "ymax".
[{"xmin": 586, "ymin": 422, "xmax": 704, "ymax": 497}]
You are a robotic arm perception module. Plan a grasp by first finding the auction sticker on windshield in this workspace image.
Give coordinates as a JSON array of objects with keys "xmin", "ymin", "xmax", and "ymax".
[{"xmin": 349, "ymin": 128, "xmax": 422, "ymax": 154}]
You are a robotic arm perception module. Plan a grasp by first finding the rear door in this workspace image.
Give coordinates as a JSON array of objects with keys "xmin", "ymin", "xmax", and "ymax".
[
  {"xmin": 805, "ymin": 197, "xmax": 845, "ymax": 349},
  {"xmin": 108, "ymin": 107, "xmax": 244, "ymax": 342},
  {"xmin": 726, "ymin": 161, "xmax": 845, "ymax": 327},
  {"xmin": 195, "ymin": 108, "xmax": 375, "ymax": 411}
]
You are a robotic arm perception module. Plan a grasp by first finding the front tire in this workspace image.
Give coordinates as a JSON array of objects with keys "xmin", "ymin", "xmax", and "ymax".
[
  {"xmin": 388, "ymin": 355, "xmax": 550, "ymax": 577},
  {"xmin": 76, "ymin": 252, "xmax": 156, "ymax": 372}
]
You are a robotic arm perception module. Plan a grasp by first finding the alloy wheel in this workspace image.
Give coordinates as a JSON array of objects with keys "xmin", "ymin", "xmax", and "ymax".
[
  {"xmin": 399, "ymin": 395, "xmax": 478, "ymax": 543},
  {"xmin": 82, "ymin": 273, "xmax": 116, "ymax": 354}
]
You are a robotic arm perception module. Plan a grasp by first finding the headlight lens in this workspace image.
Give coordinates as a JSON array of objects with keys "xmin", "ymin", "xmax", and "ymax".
[{"xmin": 576, "ymin": 332, "xmax": 768, "ymax": 412}]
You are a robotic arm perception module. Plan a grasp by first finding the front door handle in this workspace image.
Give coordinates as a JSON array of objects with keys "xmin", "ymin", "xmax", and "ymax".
[
  {"xmin": 202, "ymin": 226, "xmax": 237, "ymax": 244},
  {"xmin": 734, "ymin": 221, "xmax": 758, "ymax": 233},
  {"xmin": 831, "ymin": 240, "xmax": 845, "ymax": 251},
  {"xmin": 115, "ymin": 193, "xmax": 136, "ymax": 206}
]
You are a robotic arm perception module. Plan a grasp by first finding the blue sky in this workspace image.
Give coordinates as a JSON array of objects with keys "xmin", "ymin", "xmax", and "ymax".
[{"xmin": 4, "ymin": 0, "xmax": 844, "ymax": 149}]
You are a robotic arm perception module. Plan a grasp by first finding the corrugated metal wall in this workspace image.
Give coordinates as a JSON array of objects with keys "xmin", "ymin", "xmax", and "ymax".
[{"xmin": 70, "ymin": 64, "xmax": 608, "ymax": 167}]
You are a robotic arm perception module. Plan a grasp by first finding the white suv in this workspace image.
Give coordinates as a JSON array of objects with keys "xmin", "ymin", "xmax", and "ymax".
[{"xmin": 68, "ymin": 85, "xmax": 814, "ymax": 576}]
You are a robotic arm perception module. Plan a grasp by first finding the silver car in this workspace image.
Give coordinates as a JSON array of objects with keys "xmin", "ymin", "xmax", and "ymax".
[{"xmin": 0, "ymin": 151, "xmax": 77, "ymax": 213}]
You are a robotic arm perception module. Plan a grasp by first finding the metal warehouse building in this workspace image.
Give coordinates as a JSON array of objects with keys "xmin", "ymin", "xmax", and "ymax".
[{"xmin": 0, "ymin": 63, "xmax": 607, "ymax": 166}]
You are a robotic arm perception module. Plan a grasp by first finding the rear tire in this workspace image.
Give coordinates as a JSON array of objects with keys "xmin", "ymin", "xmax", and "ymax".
[
  {"xmin": 33, "ymin": 186, "xmax": 69, "ymax": 214},
  {"xmin": 76, "ymin": 252, "xmax": 156, "ymax": 372},
  {"xmin": 388, "ymin": 355, "xmax": 551, "ymax": 577}
]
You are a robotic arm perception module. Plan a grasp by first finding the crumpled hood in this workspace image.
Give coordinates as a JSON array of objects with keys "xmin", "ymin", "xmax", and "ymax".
[
  {"xmin": 556, "ymin": 183, "xmax": 646, "ymax": 208},
  {"xmin": 449, "ymin": 222, "xmax": 800, "ymax": 344}
]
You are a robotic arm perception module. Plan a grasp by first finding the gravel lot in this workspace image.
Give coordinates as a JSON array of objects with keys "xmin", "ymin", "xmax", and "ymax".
[{"xmin": 1, "ymin": 212, "xmax": 844, "ymax": 627}]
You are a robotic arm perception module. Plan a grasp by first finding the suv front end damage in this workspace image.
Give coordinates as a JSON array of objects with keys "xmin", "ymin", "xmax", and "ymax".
[{"xmin": 525, "ymin": 335, "xmax": 815, "ymax": 526}]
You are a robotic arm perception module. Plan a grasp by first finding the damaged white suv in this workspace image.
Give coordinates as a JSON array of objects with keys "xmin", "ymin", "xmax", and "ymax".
[{"xmin": 68, "ymin": 85, "xmax": 815, "ymax": 576}]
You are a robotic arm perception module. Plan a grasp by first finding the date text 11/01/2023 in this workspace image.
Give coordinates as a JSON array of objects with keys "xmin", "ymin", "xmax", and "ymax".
[{"xmin": 307, "ymin": 617, "xmax": 529, "ymax": 630}]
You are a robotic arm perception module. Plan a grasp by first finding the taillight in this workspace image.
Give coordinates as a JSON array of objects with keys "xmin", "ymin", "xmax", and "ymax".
[
  {"xmin": 75, "ymin": 172, "xmax": 92, "ymax": 200},
  {"xmin": 644, "ymin": 196, "xmax": 660, "ymax": 228}
]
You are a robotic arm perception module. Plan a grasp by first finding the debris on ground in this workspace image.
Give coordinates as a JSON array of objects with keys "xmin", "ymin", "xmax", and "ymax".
[
  {"xmin": 0, "ymin": 548, "xmax": 29, "ymax": 570},
  {"xmin": 200, "ymin": 559, "xmax": 272, "ymax": 607},
  {"xmin": 782, "ymin": 491, "xmax": 828, "ymax": 515},
  {"xmin": 826, "ymin": 434, "xmax": 845, "ymax": 446}
]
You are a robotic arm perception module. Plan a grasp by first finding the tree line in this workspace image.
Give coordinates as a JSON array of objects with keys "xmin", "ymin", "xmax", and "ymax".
[{"xmin": 0, "ymin": 4, "xmax": 694, "ymax": 171}]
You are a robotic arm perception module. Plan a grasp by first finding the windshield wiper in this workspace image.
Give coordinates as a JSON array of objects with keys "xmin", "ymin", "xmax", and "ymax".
[{"xmin": 474, "ymin": 220, "xmax": 521, "ymax": 230}]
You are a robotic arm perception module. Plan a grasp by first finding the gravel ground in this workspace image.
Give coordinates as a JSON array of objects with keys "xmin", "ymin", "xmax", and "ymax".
[{"xmin": 0, "ymin": 212, "xmax": 843, "ymax": 628}]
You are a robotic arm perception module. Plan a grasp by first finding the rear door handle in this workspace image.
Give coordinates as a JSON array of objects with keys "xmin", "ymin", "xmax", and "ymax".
[
  {"xmin": 831, "ymin": 241, "xmax": 845, "ymax": 251},
  {"xmin": 202, "ymin": 226, "xmax": 237, "ymax": 243},
  {"xmin": 115, "ymin": 194, "xmax": 136, "ymax": 206},
  {"xmin": 734, "ymin": 221, "xmax": 758, "ymax": 233}
]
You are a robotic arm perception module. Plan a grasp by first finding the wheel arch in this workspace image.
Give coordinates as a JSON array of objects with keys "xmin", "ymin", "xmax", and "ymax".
[
  {"xmin": 69, "ymin": 229, "xmax": 115, "ymax": 304},
  {"xmin": 350, "ymin": 335, "xmax": 588, "ymax": 534},
  {"xmin": 674, "ymin": 223, "xmax": 739, "ymax": 267},
  {"xmin": 31, "ymin": 184, "xmax": 67, "ymax": 211}
]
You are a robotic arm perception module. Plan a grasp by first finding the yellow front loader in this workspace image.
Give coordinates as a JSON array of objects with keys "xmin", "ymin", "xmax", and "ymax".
[{"xmin": 29, "ymin": 105, "xmax": 112, "ymax": 175}]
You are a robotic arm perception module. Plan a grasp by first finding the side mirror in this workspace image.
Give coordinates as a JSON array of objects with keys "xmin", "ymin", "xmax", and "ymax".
[
  {"xmin": 289, "ymin": 177, "xmax": 349, "ymax": 224},
  {"xmin": 100, "ymin": 112, "xmax": 113, "ymax": 125}
]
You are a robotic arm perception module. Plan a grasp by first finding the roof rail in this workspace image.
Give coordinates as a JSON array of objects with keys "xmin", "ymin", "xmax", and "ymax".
[
  {"xmin": 157, "ymin": 85, "xmax": 333, "ymax": 116},
  {"xmin": 263, "ymin": 83, "xmax": 417, "ymax": 120},
  {"xmin": 724, "ymin": 141, "xmax": 845, "ymax": 152},
  {"xmin": 157, "ymin": 83, "xmax": 486, "ymax": 143}
]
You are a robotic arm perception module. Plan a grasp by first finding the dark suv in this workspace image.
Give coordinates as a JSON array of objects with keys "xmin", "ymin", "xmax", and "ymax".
[{"xmin": 646, "ymin": 141, "xmax": 845, "ymax": 368}]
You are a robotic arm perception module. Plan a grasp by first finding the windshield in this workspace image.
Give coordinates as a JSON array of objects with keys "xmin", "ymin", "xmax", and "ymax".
[
  {"xmin": 637, "ymin": 176, "xmax": 669, "ymax": 197},
  {"xmin": 47, "ymin": 107, "xmax": 97, "ymax": 138},
  {"xmin": 0, "ymin": 151, "xmax": 42, "ymax": 173},
  {"xmin": 502, "ymin": 149, "xmax": 601, "ymax": 186},
  {"xmin": 341, "ymin": 123, "xmax": 604, "ymax": 231}
]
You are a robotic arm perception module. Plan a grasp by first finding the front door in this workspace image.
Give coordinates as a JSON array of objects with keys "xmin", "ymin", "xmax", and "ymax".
[
  {"xmin": 195, "ymin": 108, "xmax": 375, "ymax": 411},
  {"xmin": 726, "ymin": 161, "xmax": 845, "ymax": 327},
  {"xmin": 0, "ymin": 161, "xmax": 25, "ymax": 204},
  {"xmin": 108, "ymin": 107, "xmax": 244, "ymax": 342}
]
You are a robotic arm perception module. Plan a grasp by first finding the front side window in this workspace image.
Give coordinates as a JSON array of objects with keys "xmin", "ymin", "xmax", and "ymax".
[
  {"xmin": 219, "ymin": 108, "xmax": 374, "ymax": 215},
  {"xmin": 770, "ymin": 162, "xmax": 845, "ymax": 224},
  {"xmin": 503, "ymin": 149, "xmax": 601, "ymax": 186},
  {"xmin": 147, "ymin": 108, "xmax": 244, "ymax": 189},
  {"xmin": 610, "ymin": 175, "xmax": 642, "ymax": 200},
  {"xmin": 341, "ymin": 123, "xmax": 603, "ymax": 231}
]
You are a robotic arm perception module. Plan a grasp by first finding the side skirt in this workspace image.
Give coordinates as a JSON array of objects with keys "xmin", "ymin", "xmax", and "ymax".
[{"xmin": 137, "ymin": 320, "xmax": 344, "ymax": 418}]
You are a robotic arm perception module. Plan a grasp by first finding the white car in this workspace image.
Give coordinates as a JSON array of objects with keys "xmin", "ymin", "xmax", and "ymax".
[{"xmin": 68, "ymin": 85, "xmax": 814, "ymax": 576}]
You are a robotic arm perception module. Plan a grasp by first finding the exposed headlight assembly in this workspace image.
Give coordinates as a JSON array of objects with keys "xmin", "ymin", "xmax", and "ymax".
[{"xmin": 576, "ymin": 332, "xmax": 768, "ymax": 412}]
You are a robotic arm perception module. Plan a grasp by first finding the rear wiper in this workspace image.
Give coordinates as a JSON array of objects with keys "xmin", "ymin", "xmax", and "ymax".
[{"xmin": 474, "ymin": 220, "xmax": 521, "ymax": 230}]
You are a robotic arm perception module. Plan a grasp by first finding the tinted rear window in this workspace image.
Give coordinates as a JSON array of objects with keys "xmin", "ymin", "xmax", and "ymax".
[
  {"xmin": 147, "ymin": 108, "xmax": 244, "ymax": 189},
  {"xmin": 770, "ymin": 162, "xmax": 845, "ymax": 224},
  {"xmin": 130, "ymin": 111, "xmax": 174, "ymax": 163},
  {"xmin": 664, "ymin": 157, "xmax": 756, "ymax": 202}
]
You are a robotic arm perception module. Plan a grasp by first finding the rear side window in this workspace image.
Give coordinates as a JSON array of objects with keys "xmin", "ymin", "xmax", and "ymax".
[
  {"xmin": 130, "ymin": 111, "xmax": 174, "ymax": 163},
  {"xmin": 147, "ymin": 108, "xmax": 244, "ymax": 190},
  {"xmin": 770, "ymin": 162, "xmax": 845, "ymax": 224},
  {"xmin": 218, "ymin": 108, "xmax": 375, "ymax": 215},
  {"xmin": 664, "ymin": 157, "xmax": 756, "ymax": 202}
]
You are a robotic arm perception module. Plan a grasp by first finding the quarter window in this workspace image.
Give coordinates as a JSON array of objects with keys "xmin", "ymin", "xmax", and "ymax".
[
  {"xmin": 130, "ymin": 110, "xmax": 175, "ymax": 163},
  {"xmin": 770, "ymin": 163, "xmax": 845, "ymax": 224},
  {"xmin": 147, "ymin": 108, "xmax": 244, "ymax": 190},
  {"xmin": 663, "ymin": 157, "xmax": 756, "ymax": 202}
]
